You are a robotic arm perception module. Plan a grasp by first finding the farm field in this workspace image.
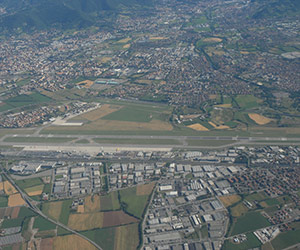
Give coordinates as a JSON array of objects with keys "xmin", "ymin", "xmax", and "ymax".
[
  {"xmin": 230, "ymin": 212, "xmax": 271, "ymax": 236},
  {"xmin": 219, "ymin": 195, "xmax": 241, "ymax": 207},
  {"xmin": 33, "ymin": 216, "xmax": 56, "ymax": 231},
  {"xmin": 24, "ymin": 184, "xmax": 44, "ymax": 196},
  {"xmin": 136, "ymin": 182, "xmax": 156, "ymax": 196},
  {"xmin": 82, "ymin": 223, "xmax": 139, "ymax": 250},
  {"xmin": 99, "ymin": 191, "xmax": 120, "ymax": 211},
  {"xmin": 84, "ymin": 195, "xmax": 100, "ymax": 212},
  {"xmin": 42, "ymin": 201, "xmax": 64, "ymax": 221},
  {"xmin": 53, "ymin": 234, "xmax": 97, "ymax": 250},
  {"xmin": 8, "ymin": 193, "xmax": 25, "ymax": 207},
  {"xmin": 68, "ymin": 211, "xmax": 138, "ymax": 231},
  {"xmin": 230, "ymin": 202, "xmax": 249, "ymax": 217},
  {"xmin": 119, "ymin": 184, "xmax": 153, "ymax": 218},
  {"xmin": 3, "ymin": 181, "xmax": 17, "ymax": 195},
  {"xmin": 248, "ymin": 113, "xmax": 273, "ymax": 125},
  {"xmin": 271, "ymin": 229, "xmax": 300, "ymax": 250}
]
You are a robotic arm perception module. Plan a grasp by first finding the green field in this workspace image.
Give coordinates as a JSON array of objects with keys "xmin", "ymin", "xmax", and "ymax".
[
  {"xmin": 102, "ymin": 106, "xmax": 162, "ymax": 122},
  {"xmin": 82, "ymin": 227, "xmax": 115, "ymax": 250},
  {"xmin": 230, "ymin": 212, "xmax": 271, "ymax": 236},
  {"xmin": 245, "ymin": 192, "xmax": 267, "ymax": 202},
  {"xmin": 271, "ymin": 229, "xmax": 300, "ymax": 250},
  {"xmin": 1, "ymin": 218, "xmax": 23, "ymax": 228},
  {"xmin": 100, "ymin": 191, "xmax": 120, "ymax": 211},
  {"xmin": 16, "ymin": 178, "xmax": 43, "ymax": 189},
  {"xmin": 33, "ymin": 216, "xmax": 56, "ymax": 231},
  {"xmin": 223, "ymin": 233, "xmax": 261, "ymax": 250},
  {"xmin": 82, "ymin": 223, "xmax": 139, "ymax": 250},
  {"xmin": 235, "ymin": 95, "xmax": 261, "ymax": 109},
  {"xmin": 119, "ymin": 187, "xmax": 149, "ymax": 218},
  {"xmin": 4, "ymin": 136, "xmax": 75, "ymax": 143},
  {"xmin": 2, "ymin": 92, "xmax": 52, "ymax": 111},
  {"xmin": 0, "ymin": 196, "xmax": 8, "ymax": 207},
  {"xmin": 59, "ymin": 200, "xmax": 73, "ymax": 225}
]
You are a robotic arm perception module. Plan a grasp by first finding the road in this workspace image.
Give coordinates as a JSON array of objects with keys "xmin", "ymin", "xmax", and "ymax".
[{"xmin": 3, "ymin": 172, "xmax": 102, "ymax": 250}]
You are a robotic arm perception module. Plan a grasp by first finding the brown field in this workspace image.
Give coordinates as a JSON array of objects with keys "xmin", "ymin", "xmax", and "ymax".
[
  {"xmin": 72, "ymin": 104, "xmax": 122, "ymax": 122},
  {"xmin": 117, "ymin": 38, "xmax": 131, "ymax": 43},
  {"xmin": 84, "ymin": 194, "xmax": 100, "ymax": 212},
  {"xmin": 123, "ymin": 44, "xmax": 130, "ymax": 49},
  {"xmin": 102, "ymin": 211, "xmax": 138, "ymax": 228},
  {"xmin": 77, "ymin": 205, "xmax": 85, "ymax": 213},
  {"xmin": 76, "ymin": 80, "xmax": 94, "ymax": 88},
  {"xmin": 53, "ymin": 235, "xmax": 97, "ymax": 250},
  {"xmin": 209, "ymin": 94, "xmax": 217, "ymax": 99},
  {"xmin": 11, "ymin": 207, "xmax": 20, "ymax": 219},
  {"xmin": 8, "ymin": 193, "xmax": 25, "ymax": 207},
  {"xmin": 25, "ymin": 185, "xmax": 44, "ymax": 196},
  {"xmin": 46, "ymin": 201, "xmax": 63, "ymax": 221},
  {"xmin": 219, "ymin": 195, "xmax": 241, "ymax": 208},
  {"xmin": 249, "ymin": 113, "xmax": 272, "ymax": 125},
  {"xmin": 114, "ymin": 224, "xmax": 139, "ymax": 250},
  {"xmin": 188, "ymin": 123, "xmax": 209, "ymax": 131},
  {"xmin": 230, "ymin": 202, "xmax": 248, "ymax": 217},
  {"xmin": 214, "ymin": 104, "xmax": 232, "ymax": 108},
  {"xmin": 203, "ymin": 37, "xmax": 222, "ymax": 43},
  {"xmin": 68, "ymin": 212, "xmax": 104, "ymax": 231},
  {"xmin": 40, "ymin": 237, "xmax": 53, "ymax": 250},
  {"xmin": 4, "ymin": 181, "xmax": 17, "ymax": 195},
  {"xmin": 0, "ymin": 182, "xmax": 4, "ymax": 191},
  {"xmin": 136, "ymin": 182, "xmax": 156, "ymax": 196},
  {"xmin": 209, "ymin": 121, "xmax": 230, "ymax": 130},
  {"xmin": 149, "ymin": 36, "xmax": 168, "ymax": 40}
]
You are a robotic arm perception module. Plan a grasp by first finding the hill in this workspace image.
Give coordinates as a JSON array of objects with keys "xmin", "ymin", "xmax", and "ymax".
[
  {"xmin": 0, "ymin": 0, "xmax": 152, "ymax": 32},
  {"xmin": 252, "ymin": 0, "xmax": 300, "ymax": 19}
]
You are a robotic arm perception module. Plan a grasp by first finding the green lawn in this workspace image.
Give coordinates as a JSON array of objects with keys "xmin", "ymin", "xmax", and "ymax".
[
  {"xmin": 231, "ymin": 212, "xmax": 271, "ymax": 236},
  {"xmin": 119, "ymin": 186, "xmax": 149, "ymax": 218},
  {"xmin": 223, "ymin": 233, "xmax": 261, "ymax": 250},
  {"xmin": 33, "ymin": 216, "xmax": 56, "ymax": 231},
  {"xmin": 271, "ymin": 229, "xmax": 300, "ymax": 250}
]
